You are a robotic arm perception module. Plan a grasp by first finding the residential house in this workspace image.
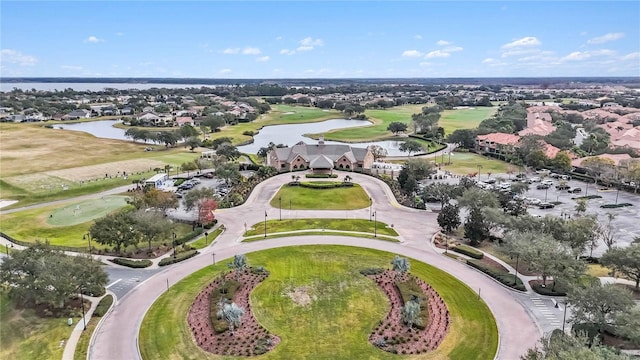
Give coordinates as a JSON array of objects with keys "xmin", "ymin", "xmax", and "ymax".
[
  {"xmin": 475, "ymin": 133, "xmax": 521, "ymax": 160},
  {"xmin": 64, "ymin": 109, "xmax": 92, "ymax": 120},
  {"xmin": 267, "ymin": 137, "xmax": 373, "ymax": 173},
  {"xmin": 518, "ymin": 111, "xmax": 556, "ymax": 137},
  {"xmin": 176, "ymin": 117, "xmax": 194, "ymax": 127}
]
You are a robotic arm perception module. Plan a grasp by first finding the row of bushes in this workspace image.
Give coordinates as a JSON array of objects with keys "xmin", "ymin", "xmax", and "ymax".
[
  {"xmin": 600, "ymin": 203, "xmax": 633, "ymax": 208},
  {"xmin": 109, "ymin": 258, "xmax": 152, "ymax": 268},
  {"xmin": 92, "ymin": 294, "xmax": 114, "ymax": 317},
  {"xmin": 211, "ymin": 279, "xmax": 241, "ymax": 333},
  {"xmin": 305, "ymin": 173, "xmax": 338, "ymax": 178},
  {"xmin": 174, "ymin": 228, "xmax": 205, "ymax": 246},
  {"xmin": 395, "ymin": 278, "xmax": 429, "ymax": 330},
  {"xmin": 531, "ymin": 282, "xmax": 567, "ymax": 296},
  {"xmin": 466, "ymin": 259, "xmax": 526, "ymax": 291},
  {"xmin": 158, "ymin": 250, "xmax": 199, "ymax": 266},
  {"xmin": 290, "ymin": 181, "xmax": 355, "ymax": 189},
  {"xmin": 452, "ymin": 244, "xmax": 484, "ymax": 259},
  {"xmin": 572, "ymin": 195, "xmax": 602, "ymax": 200}
]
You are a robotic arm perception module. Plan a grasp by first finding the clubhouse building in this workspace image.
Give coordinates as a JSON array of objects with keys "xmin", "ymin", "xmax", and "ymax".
[{"xmin": 267, "ymin": 137, "xmax": 374, "ymax": 173}]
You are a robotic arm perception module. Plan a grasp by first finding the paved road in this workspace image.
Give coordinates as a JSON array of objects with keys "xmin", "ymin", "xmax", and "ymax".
[{"xmin": 89, "ymin": 172, "xmax": 541, "ymax": 360}]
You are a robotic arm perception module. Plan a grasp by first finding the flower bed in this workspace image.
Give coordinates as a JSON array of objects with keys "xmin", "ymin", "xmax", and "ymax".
[
  {"xmin": 187, "ymin": 268, "xmax": 280, "ymax": 356},
  {"xmin": 364, "ymin": 269, "xmax": 449, "ymax": 355}
]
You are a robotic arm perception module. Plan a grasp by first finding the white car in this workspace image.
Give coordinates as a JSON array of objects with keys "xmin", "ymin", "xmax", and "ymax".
[
  {"xmin": 527, "ymin": 198, "xmax": 542, "ymax": 205},
  {"xmin": 528, "ymin": 177, "xmax": 542, "ymax": 183},
  {"xmin": 541, "ymin": 179, "xmax": 554, "ymax": 186}
]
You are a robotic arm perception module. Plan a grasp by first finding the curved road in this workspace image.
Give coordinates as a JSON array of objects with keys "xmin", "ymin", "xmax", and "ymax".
[{"xmin": 89, "ymin": 172, "xmax": 540, "ymax": 359}]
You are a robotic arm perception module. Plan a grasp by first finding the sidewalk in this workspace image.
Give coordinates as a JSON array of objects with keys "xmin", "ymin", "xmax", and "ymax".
[{"xmin": 61, "ymin": 294, "xmax": 102, "ymax": 360}]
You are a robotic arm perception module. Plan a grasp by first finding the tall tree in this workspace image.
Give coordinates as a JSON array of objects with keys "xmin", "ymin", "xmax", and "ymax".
[
  {"xmin": 581, "ymin": 157, "xmax": 615, "ymax": 185},
  {"xmin": 0, "ymin": 242, "xmax": 108, "ymax": 309},
  {"xmin": 568, "ymin": 282, "xmax": 634, "ymax": 336},
  {"xmin": 522, "ymin": 331, "xmax": 632, "ymax": 360},
  {"xmin": 597, "ymin": 213, "xmax": 618, "ymax": 250},
  {"xmin": 131, "ymin": 210, "xmax": 174, "ymax": 250},
  {"xmin": 197, "ymin": 198, "xmax": 218, "ymax": 226},
  {"xmin": 399, "ymin": 140, "xmax": 424, "ymax": 157},
  {"xmin": 387, "ymin": 121, "xmax": 408, "ymax": 135},
  {"xmin": 369, "ymin": 145, "xmax": 388, "ymax": 162},
  {"xmin": 184, "ymin": 187, "xmax": 216, "ymax": 212},
  {"xmin": 437, "ymin": 204, "xmax": 461, "ymax": 234},
  {"xmin": 216, "ymin": 142, "xmax": 241, "ymax": 161},
  {"xmin": 90, "ymin": 211, "xmax": 139, "ymax": 253},
  {"xmin": 215, "ymin": 162, "xmax": 241, "ymax": 185},
  {"xmin": 600, "ymin": 244, "xmax": 640, "ymax": 290}
]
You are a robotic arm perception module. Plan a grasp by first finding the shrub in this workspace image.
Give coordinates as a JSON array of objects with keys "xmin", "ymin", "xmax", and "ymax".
[
  {"xmin": 110, "ymin": 258, "xmax": 152, "ymax": 268},
  {"xmin": 305, "ymin": 174, "xmax": 338, "ymax": 178},
  {"xmin": 531, "ymin": 282, "xmax": 567, "ymax": 296},
  {"xmin": 466, "ymin": 259, "xmax": 526, "ymax": 291},
  {"xmin": 210, "ymin": 280, "xmax": 241, "ymax": 333},
  {"xmin": 294, "ymin": 181, "xmax": 354, "ymax": 189},
  {"xmin": 395, "ymin": 278, "xmax": 429, "ymax": 330},
  {"xmin": 158, "ymin": 250, "xmax": 199, "ymax": 266},
  {"xmin": 453, "ymin": 244, "xmax": 484, "ymax": 259},
  {"xmin": 572, "ymin": 195, "xmax": 602, "ymax": 200},
  {"xmin": 600, "ymin": 203, "xmax": 633, "ymax": 208},
  {"xmin": 242, "ymin": 130, "xmax": 255, "ymax": 136},
  {"xmin": 359, "ymin": 267, "xmax": 384, "ymax": 275},
  {"xmin": 174, "ymin": 228, "xmax": 204, "ymax": 246},
  {"xmin": 93, "ymin": 294, "xmax": 114, "ymax": 317}
]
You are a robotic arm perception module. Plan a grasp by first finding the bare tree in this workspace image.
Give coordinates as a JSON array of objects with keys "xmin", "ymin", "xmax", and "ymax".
[{"xmin": 597, "ymin": 213, "xmax": 618, "ymax": 250}]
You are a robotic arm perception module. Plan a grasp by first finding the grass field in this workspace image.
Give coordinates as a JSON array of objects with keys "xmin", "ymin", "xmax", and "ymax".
[
  {"xmin": 270, "ymin": 184, "xmax": 371, "ymax": 210},
  {"xmin": 243, "ymin": 231, "xmax": 400, "ymax": 243},
  {"xmin": 189, "ymin": 226, "xmax": 224, "ymax": 250},
  {"xmin": 139, "ymin": 245, "xmax": 498, "ymax": 360},
  {"xmin": 313, "ymin": 104, "xmax": 424, "ymax": 142},
  {"xmin": 426, "ymin": 152, "xmax": 516, "ymax": 176},
  {"xmin": 48, "ymin": 196, "xmax": 129, "ymax": 226},
  {"xmin": 439, "ymin": 107, "xmax": 498, "ymax": 136},
  {"xmin": 243, "ymin": 219, "xmax": 399, "ymax": 237},
  {"xmin": 0, "ymin": 201, "xmax": 192, "ymax": 249},
  {"xmin": 0, "ymin": 292, "xmax": 76, "ymax": 360}
]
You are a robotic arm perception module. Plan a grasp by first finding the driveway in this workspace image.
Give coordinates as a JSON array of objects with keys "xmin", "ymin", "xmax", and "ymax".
[{"xmin": 89, "ymin": 171, "xmax": 540, "ymax": 360}]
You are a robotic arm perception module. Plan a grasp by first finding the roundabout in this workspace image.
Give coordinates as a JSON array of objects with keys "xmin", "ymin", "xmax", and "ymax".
[{"xmin": 89, "ymin": 172, "xmax": 540, "ymax": 360}]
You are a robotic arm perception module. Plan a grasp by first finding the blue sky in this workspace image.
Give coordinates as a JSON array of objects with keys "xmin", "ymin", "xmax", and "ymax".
[{"xmin": 1, "ymin": 1, "xmax": 639, "ymax": 78}]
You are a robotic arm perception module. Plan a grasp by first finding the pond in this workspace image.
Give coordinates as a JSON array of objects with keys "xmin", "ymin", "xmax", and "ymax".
[{"xmin": 54, "ymin": 119, "xmax": 412, "ymax": 156}]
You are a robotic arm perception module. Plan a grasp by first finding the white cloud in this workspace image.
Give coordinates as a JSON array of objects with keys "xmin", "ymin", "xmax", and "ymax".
[
  {"xmin": 280, "ymin": 49, "xmax": 295, "ymax": 55},
  {"xmin": 0, "ymin": 49, "xmax": 38, "ymax": 66},
  {"xmin": 115, "ymin": 32, "xmax": 125, "ymax": 36},
  {"xmin": 402, "ymin": 50, "xmax": 422, "ymax": 58},
  {"xmin": 482, "ymin": 58, "xmax": 497, "ymax": 64},
  {"xmin": 276, "ymin": 36, "xmax": 283, "ymax": 40},
  {"xmin": 300, "ymin": 37, "xmax": 324, "ymax": 47},
  {"xmin": 436, "ymin": 40, "xmax": 451, "ymax": 46},
  {"xmin": 580, "ymin": 31, "xmax": 588, "ymax": 36},
  {"xmin": 296, "ymin": 46, "xmax": 314, "ymax": 52},
  {"xmin": 501, "ymin": 36, "xmax": 541, "ymax": 49},
  {"xmin": 256, "ymin": 56, "xmax": 270, "ymax": 62},
  {"xmin": 84, "ymin": 36, "xmax": 104, "ymax": 43},
  {"xmin": 419, "ymin": 62, "xmax": 432, "ymax": 67},
  {"xmin": 561, "ymin": 49, "xmax": 616, "ymax": 61},
  {"xmin": 444, "ymin": 46, "xmax": 463, "ymax": 53},
  {"xmin": 242, "ymin": 47, "xmax": 261, "ymax": 55},
  {"xmin": 587, "ymin": 32, "xmax": 624, "ymax": 44},
  {"xmin": 622, "ymin": 52, "xmax": 640, "ymax": 61},
  {"xmin": 425, "ymin": 50, "xmax": 450, "ymax": 58},
  {"xmin": 219, "ymin": 68, "xmax": 232, "ymax": 74},
  {"xmin": 414, "ymin": 35, "xmax": 423, "ymax": 40},
  {"xmin": 223, "ymin": 48, "xmax": 239, "ymax": 54}
]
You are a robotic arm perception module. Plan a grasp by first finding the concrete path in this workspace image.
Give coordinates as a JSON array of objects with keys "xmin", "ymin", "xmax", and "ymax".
[{"xmin": 61, "ymin": 294, "xmax": 101, "ymax": 360}]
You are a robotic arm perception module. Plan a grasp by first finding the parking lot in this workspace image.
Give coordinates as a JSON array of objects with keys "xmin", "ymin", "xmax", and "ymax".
[{"xmin": 429, "ymin": 171, "xmax": 640, "ymax": 256}]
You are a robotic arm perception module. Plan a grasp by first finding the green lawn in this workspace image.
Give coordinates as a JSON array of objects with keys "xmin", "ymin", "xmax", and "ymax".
[
  {"xmin": 270, "ymin": 184, "xmax": 371, "ymax": 210},
  {"xmin": 426, "ymin": 152, "xmax": 518, "ymax": 176},
  {"xmin": 243, "ymin": 219, "xmax": 399, "ymax": 236},
  {"xmin": 313, "ymin": 104, "xmax": 424, "ymax": 142},
  {"xmin": 139, "ymin": 245, "xmax": 498, "ymax": 360},
  {"xmin": 0, "ymin": 202, "xmax": 192, "ymax": 249},
  {"xmin": 243, "ymin": 231, "xmax": 400, "ymax": 243},
  {"xmin": 440, "ymin": 107, "xmax": 498, "ymax": 136},
  {"xmin": 0, "ymin": 292, "xmax": 76, "ymax": 360},
  {"xmin": 189, "ymin": 226, "xmax": 224, "ymax": 250}
]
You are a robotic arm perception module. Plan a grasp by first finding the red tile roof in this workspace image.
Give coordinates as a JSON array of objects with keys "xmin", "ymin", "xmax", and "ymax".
[{"xmin": 476, "ymin": 132, "xmax": 521, "ymax": 145}]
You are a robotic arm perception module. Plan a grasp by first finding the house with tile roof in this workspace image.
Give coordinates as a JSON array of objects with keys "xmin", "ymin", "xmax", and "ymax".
[
  {"xmin": 475, "ymin": 132, "xmax": 521, "ymax": 160},
  {"xmin": 267, "ymin": 137, "xmax": 373, "ymax": 173}
]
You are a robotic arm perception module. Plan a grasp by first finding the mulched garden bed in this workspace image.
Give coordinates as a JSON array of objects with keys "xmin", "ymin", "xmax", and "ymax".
[
  {"xmin": 364, "ymin": 269, "xmax": 450, "ymax": 355},
  {"xmin": 187, "ymin": 268, "xmax": 280, "ymax": 356}
]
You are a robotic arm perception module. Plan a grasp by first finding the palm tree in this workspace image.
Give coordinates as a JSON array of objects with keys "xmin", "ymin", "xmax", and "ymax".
[
  {"xmin": 402, "ymin": 299, "xmax": 421, "ymax": 331},
  {"xmin": 391, "ymin": 256, "xmax": 410, "ymax": 280},
  {"xmin": 227, "ymin": 254, "xmax": 248, "ymax": 280},
  {"xmin": 216, "ymin": 302, "xmax": 245, "ymax": 334}
]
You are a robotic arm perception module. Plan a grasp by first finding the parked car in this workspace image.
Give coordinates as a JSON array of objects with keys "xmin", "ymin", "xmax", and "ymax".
[
  {"xmin": 536, "ymin": 169, "xmax": 551, "ymax": 176},
  {"xmin": 484, "ymin": 178, "xmax": 497, "ymax": 184},
  {"xmin": 541, "ymin": 179, "xmax": 554, "ymax": 186},
  {"xmin": 203, "ymin": 172, "xmax": 214, "ymax": 179},
  {"xmin": 527, "ymin": 198, "xmax": 542, "ymax": 205},
  {"xmin": 528, "ymin": 177, "xmax": 542, "ymax": 183},
  {"xmin": 556, "ymin": 184, "xmax": 571, "ymax": 190},
  {"xmin": 539, "ymin": 202, "xmax": 555, "ymax": 209},
  {"xmin": 536, "ymin": 184, "xmax": 550, "ymax": 190},
  {"xmin": 568, "ymin": 187, "xmax": 582, "ymax": 193}
]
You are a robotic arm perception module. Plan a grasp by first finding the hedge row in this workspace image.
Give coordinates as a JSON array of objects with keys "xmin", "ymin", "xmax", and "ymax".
[
  {"xmin": 109, "ymin": 257, "xmax": 152, "ymax": 268},
  {"xmin": 93, "ymin": 294, "xmax": 114, "ymax": 317},
  {"xmin": 305, "ymin": 174, "xmax": 338, "ymax": 178},
  {"xmin": 452, "ymin": 245, "xmax": 484, "ymax": 259},
  {"xmin": 572, "ymin": 195, "xmax": 602, "ymax": 200},
  {"xmin": 174, "ymin": 228, "xmax": 204, "ymax": 246},
  {"xmin": 158, "ymin": 250, "xmax": 199, "ymax": 266},
  {"xmin": 600, "ymin": 203, "xmax": 633, "ymax": 208},
  {"xmin": 210, "ymin": 279, "xmax": 241, "ymax": 333},
  {"xmin": 531, "ymin": 282, "xmax": 567, "ymax": 296},
  {"xmin": 395, "ymin": 278, "xmax": 429, "ymax": 330},
  {"xmin": 466, "ymin": 259, "xmax": 526, "ymax": 291},
  {"xmin": 290, "ymin": 181, "xmax": 355, "ymax": 189}
]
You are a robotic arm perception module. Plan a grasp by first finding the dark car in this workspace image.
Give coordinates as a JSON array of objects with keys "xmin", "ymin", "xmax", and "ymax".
[
  {"xmin": 568, "ymin": 187, "xmax": 582, "ymax": 193},
  {"xmin": 539, "ymin": 202, "xmax": 555, "ymax": 209},
  {"xmin": 536, "ymin": 184, "xmax": 550, "ymax": 190},
  {"xmin": 556, "ymin": 184, "xmax": 571, "ymax": 190}
]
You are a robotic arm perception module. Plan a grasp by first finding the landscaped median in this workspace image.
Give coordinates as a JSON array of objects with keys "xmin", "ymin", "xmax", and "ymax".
[
  {"xmin": 242, "ymin": 218, "xmax": 400, "ymax": 242},
  {"xmin": 270, "ymin": 182, "xmax": 370, "ymax": 210}
]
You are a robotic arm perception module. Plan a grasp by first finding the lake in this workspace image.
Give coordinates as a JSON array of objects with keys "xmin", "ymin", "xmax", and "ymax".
[{"xmin": 55, "ymin": 119, "xmax": 411, "ymax": 156}]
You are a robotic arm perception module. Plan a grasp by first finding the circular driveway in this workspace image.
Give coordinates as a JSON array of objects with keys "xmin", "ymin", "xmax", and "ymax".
[{"xmin": 89, "ymin": 172, "xmax": 540, "ymax": 360}]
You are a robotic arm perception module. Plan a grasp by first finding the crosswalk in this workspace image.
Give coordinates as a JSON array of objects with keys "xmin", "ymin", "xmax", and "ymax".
[{"xmin": 530, "ymin": 297, "xmax": 563, "ymax": 328}]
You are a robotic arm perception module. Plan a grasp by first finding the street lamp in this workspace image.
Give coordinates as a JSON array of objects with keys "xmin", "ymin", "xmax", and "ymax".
[
  {"xmin": 172, "ymin": 232, "xmax": 177, "ymax": 259},
  {"xmin": 80, "ymin": 286, "xmax": 86, "ymax": 331},
  {"xmin": 562, "ymin": 301, "xmax": 568, "ymax": 332},
  {"xmin": 373, "ymin": 211, "xmax": 377, "ymax": 238},
  {"xmin": 204, "ymin": 232, "xmax": 209, "ymax": 244},
  {"xmin": 279, "ymin": 196, "xmax": 282, "ymax": 221},
  {"xmin": 212, "ymin": 252, "xmax": 216, "ymax": 265},
  {"xmin": 513, "ymin": 253, "xmax": 520, "ymax": 286},
  {"xmin": 544, "ymin": 187, "xmax": 549, "ymax": 203},
  {"xmin": 264, "ymin": 211, "xmax": 268, "ymax": 238},
  {"xmin": 369, "ymin": 197, "xmax": 372, "ymax": 221},
  {"xmin": 477, "ymin": 165, "xmax": 483, "ymax": 181}
]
